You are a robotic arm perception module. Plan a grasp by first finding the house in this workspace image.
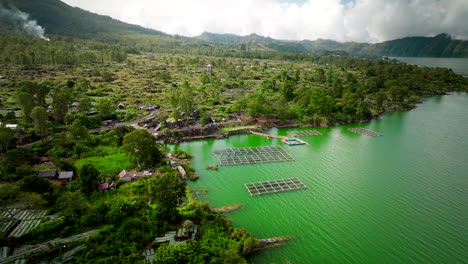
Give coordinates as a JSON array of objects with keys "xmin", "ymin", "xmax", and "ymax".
[
  {"xmin": 176, "ymin": 220, "xmax": 198, "ymax": 241},
  {"xmin": 58, "ymin": 171, "xmax": 74, "ymax": 182},
  {"xmin": 98, "ymin": 183, "xmax": 109, "ymax": 190},
  {"xmin": 119, "ymin": 170, "xmax": 132, "ymax": 182},
  {"xmin": 5, "ymin": 124, "xmax": 18, "ymax": 129},
  {"xmin": 38, "ymin": 170, "xmax": 57, "ymax": 179},
  {"xmin": 98, "ymin": 182, "xmax": 117, "ymax": 190}
]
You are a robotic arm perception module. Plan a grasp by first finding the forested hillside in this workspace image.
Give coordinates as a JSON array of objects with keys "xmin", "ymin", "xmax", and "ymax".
[
  {"xmin": 0, "ymin": 0, "xmax": 168, "ymax": 38},
  {"xmin": 199, "ymin": 32, "xmax": 468, "ymax": 58},
  {"xmin": 362, "ymin": 33, "xmax": 468, "ymax": 57}
]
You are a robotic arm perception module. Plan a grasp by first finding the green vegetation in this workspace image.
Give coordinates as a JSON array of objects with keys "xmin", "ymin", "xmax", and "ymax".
[
  {"xmin": 74, "ymin": 149, "xmax": 131, "ymax": 177},
  {"xmin": 0, "ymin": 126, "xmax": 260, "ymax": 262},
  {"xmin": 221, "ymin": 125, "xmax": 260, "ymax": 133},
  {"xmin": 122, "ymin": 129, "xmax": 163, "ymax": 168},
  {"xmin": 0, "ymin": 0, "xmax": 467, "ymax": 262}
]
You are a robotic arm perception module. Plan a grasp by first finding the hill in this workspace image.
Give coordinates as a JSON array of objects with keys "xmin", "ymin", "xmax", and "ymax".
[
  {"xmin": 362, "ymin": 33, "xmax": 468, "ymax": 57},
  {"xmin": 0, "ymin": 0, "xmax": 168, "ymax": 39},
  {"xmin": 0, "ymin": 0, "xmax": 466, "ymax": 57},
  {"xmin": 198, "ymin": 32, "xmax": 468, "ymax": 58}
]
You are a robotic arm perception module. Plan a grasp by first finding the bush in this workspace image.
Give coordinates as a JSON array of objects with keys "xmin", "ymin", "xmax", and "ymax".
[{"xmin": 21, "ymin": 175, "xmax": 53, "ymax": 194}]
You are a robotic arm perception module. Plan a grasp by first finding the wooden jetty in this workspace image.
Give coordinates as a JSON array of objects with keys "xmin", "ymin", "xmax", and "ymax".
[
  {"xmin": 289, "ymin": 130, "xmax": 322, "ymax": 137},
  {"xmin": 245, "ymin": 177, "xmax": 307, "ymax": 196},
  {"xmin": 250, "ymin": 131, "xmax": 288, "ymax": 140},
  {"xmin": 250, "ymin": 131, "xmax": 310, "ymax": 145},
  {"xmin": 349, "ymin": 128, "xmax": 383, "ymax": 137}
]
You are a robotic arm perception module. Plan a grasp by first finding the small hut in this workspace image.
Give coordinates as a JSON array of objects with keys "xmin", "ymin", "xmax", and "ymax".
[
  {"xmin": 119, "ymin": 170, "xmax": 132, "ymax": 182},
  {"xmin": 58, "ymin": 171, "xmax": 74, "ymax": 182},
  {"xmin": 206, "ymin": 64, "xmax": 213, "ymax": 74}
]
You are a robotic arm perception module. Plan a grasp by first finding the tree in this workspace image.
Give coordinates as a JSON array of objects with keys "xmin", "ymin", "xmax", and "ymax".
[
  {"xmin": 69, "ymin": 119, "xmax": 89, "ymax": 142},
  {"xmin": 169, "ymin": 82, "xmax": 195, "ymax": 121},
  {"xmin": 199, "ymin": 74, "xmax": 210, "ymax": 85},
  {"xmin": 51, "ymin": 87, "xmax": 72, "ymax": 121},
  {"xmin": 30, "ymin": 106, "xmax": 49, "ymax": 137},
  {"xmin": 35, "ymin": 82, "xmax": 51, "ymax": 107},
  {"xmin": 230, "ymin": 99, "xmax": 247, "ymax": 117},
  {"xmin": 21, "ymin": 176, "xmax": 53, "ymax": 194},
  {"xmin": 122, "ymin": 129, "xmax": 162, "ymax": 168},
  {"xmin": 96, "ymin": 98, "xmax": 114, "ymax": 119},
  {"xmin": 280, "ymin": 79, "xmax": 296, "ymax": 101},
  {"xmin": 55, "ymin": 191, "xmax": 90, "ymax": 218},
  {"xmin": 1, "ymin": 149, "xmax": 32, "ymax": 174},
  {"xmin": 78, "ymin": 163, "xmax": 100, "ymax": 194},
  {"xmin": 15, "ymin": 92, "xmax": 35, "ymax": 121},
  {"xmin": 78, "ymin": 96, "xmax": 93, "ymax": 114},
  {"xmin": 147, "ymin": 173, "xmax": 186, "ymax": 217},
  {"xmin": 246, "ymin": 93, "xmax": 271, "ymax": 118},
  {"xmin": 0, "ymin": 127, "xmax": 15, "ymax": 154}
]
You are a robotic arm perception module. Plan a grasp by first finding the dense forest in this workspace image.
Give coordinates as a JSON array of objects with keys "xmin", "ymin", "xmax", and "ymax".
[{"xmin": 0, "ymin": 0, "xmax": 467, "ymax": 263}]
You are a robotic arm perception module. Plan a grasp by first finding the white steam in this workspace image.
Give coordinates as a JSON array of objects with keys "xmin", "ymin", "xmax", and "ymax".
[{"xmin": 0, "ymin": 4, "xmax": 50, "ymax": 41}]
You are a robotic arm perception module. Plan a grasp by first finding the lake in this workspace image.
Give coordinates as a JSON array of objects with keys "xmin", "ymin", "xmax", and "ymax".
[
  {"xmin": 392, "ymin": 57, "xmax": 468, "ymax": 77},
  {"xmin": 169, "ymin": 92, "xmax": 468, "ymax": 263}
]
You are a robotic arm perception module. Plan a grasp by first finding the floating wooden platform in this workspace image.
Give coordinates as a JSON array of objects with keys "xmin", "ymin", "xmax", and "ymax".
[
  {"xmin": 214, "ymin": 146, "xmax": 294, "ymax": 166},
  {"xmin": 250, "ymin": 131, "xmax": 288, "ymax": 140},
  {"xmin": 282, "ymin": 138, "xmax": 306, "ymax": 145},
  {"xmin": 245, "ymin": 177, "xmax": 307, "ymax": 196},
  {"xmin": 289, "ymin": 130, "xmax": 322, "ymax": 137},
  {"xmin": 349, "ymin": 128, "xmax": 383, "ymax": 137},
  {"xmin": 250, "ymin": 131, "xmax": 310, "ymax": 145}
]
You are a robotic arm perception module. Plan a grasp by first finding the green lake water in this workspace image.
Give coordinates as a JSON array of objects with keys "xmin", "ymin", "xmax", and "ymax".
[{"xmin": 169, "ymin": 92, "xmax": 468, "ymax": 263}]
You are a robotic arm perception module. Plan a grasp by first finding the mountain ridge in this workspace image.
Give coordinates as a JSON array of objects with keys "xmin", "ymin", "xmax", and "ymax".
[
  {"xmin": 0, "ymin": 0, "xmax": 467, "ymax": 58},
  {"xmin": 197, "ymin": 32, "xmax": 468, "ymax": 58},
  {"xmin": 0, "ymin": 0, "xmax": 169, "ymax": 38}
]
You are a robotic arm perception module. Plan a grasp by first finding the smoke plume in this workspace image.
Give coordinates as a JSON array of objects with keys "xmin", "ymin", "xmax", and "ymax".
[{"xmin": 0, "ymin": 4, "xmax": 50, "ymax": 41}]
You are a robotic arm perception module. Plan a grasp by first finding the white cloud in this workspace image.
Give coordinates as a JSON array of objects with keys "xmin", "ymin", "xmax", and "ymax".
[{"xmin": 62, "ymin": 0, "xmax": 468, "ymax": 42}]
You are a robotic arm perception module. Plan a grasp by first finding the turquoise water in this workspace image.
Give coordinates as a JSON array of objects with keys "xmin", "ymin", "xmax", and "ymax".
[
  {"xmin": 169, "ymin": 93, "xmax": 468, "ymax": 263},
  {"xmin": 392, "ymin": 57, "xmax": 468, "ymax": 77}
]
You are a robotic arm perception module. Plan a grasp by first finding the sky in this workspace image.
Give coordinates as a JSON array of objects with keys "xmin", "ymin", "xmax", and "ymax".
[{"xmin": 61, "ymin": 0, "xmax": 468, "ymax": 43}]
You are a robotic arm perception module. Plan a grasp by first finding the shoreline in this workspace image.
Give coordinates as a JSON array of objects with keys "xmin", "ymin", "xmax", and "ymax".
[{"xmin": 166, "ymin": 92, "xmax": 468, "ymax": 145}]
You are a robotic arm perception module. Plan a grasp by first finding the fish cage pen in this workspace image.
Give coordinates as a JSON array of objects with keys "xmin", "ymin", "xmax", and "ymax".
[
  {"xmin": 214, "ymin": 146, "xmax": 294, "ymax": 166},
  {"xmin": 244, "ymin": 177, "xmax": 307, "ymax": 196},
  {"xmin": 349, "ymin": 128, "xmax": 383, "ymax": 137},
  {"xmin": 288, "ymin": 130, "xmax": 323, "ymax": 137}
]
